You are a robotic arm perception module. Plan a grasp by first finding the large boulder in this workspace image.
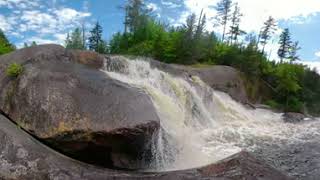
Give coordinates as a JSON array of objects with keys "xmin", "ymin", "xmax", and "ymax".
[
  {"xmin": 148, "ymin": 59, "xmax": 248, "ymax": 103},
  {"xmin": 0, "ymin": 45, "xmax": 160, "ymax": 169},
  {"xmin": 0, "ymin": 114, "xmax": 292, "ymax": 180}
]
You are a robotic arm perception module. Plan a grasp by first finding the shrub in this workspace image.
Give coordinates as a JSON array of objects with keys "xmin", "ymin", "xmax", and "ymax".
[
  {"xmin": 6, "ymin": 63, "xmax": 23, "ymax": 78},
  {"xmin": 265, "ymin": 100, "xmax": 280, "ymax": 109}
]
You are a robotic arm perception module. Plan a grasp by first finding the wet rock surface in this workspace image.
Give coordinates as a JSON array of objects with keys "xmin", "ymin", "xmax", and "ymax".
[
  {"xmin": 0, "ymin": 45, "xmax": 160, "ymax": 169},
  {"xmin": 252, "ymin": 138, "xmax": 320, "ymax": 180},
  {"xmin": 148, "ymin": 58, "xmax": 248, "ymax": 103},
  {"xmin": 0, "ymin": 113, "xmax": 291, "ymax": 180},
  {"xmin": 283, "ymin": 113, "xmax": 307, "ymax": 123}
]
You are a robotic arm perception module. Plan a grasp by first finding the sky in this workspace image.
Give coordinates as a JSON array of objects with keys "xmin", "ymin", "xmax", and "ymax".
[{"xmin": 0, "ymin": 0, "xmax": 320, "ymax": 69}]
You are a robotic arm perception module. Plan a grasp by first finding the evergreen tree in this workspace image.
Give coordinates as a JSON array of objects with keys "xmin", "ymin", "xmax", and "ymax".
[
  {"xmin": 88, "ymin": 22, "xmax": 104, "ymax": 52},
  {"xmin": 288, "ymin": 41, "xmax": 301, "ymax": 63},
  {"xmin": 0, "ymin": 29, "xmax": 15, "ymax": 55},
  {"xmin": 259, "ymin": 16, "xmax": 277, "ymax": 53},
  {"xmin": 66, "ymin": 28, "xmax": 85, "ymax": 50},
  {"xmin": 228, "ymin": 3, "xmax": 245, "ymax": 45},
  {"xmin": 215, "ymin": 0, "xmax": 233, "ymax": 42},
  {"xmin": 125, "ymin": 0, "xmax": 149, "ymax": 33},
  {"xmin": 24, "ymin": 41, "xmax": 37, "ymax": 48},
  {"xmin": 180, "ymin": 13, "xmax": 197, "ymax": 64},
  {"xmin": 277, "ymin": 28, "xmax": 292, "ymax": 63},
  {"xmin": 31, "ymin": 41, "xmax": 37, "ymax": 46}
]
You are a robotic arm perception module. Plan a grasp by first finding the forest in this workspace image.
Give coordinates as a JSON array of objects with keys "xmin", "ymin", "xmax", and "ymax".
[{"xmin": 1, "ymin": 0, "xmax": 320, "ymax": 115}]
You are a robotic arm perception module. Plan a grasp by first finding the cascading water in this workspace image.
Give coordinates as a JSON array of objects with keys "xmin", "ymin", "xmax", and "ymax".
[{"xmin": 103, "ymin": 56, "xmax": 320, "ymax": 173}]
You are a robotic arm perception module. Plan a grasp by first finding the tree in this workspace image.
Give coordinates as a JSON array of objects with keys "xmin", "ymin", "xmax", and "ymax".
[
  {"xmin": 24, "ymin": 41, "xmax": 37, "ymax": 48},
  {"xmin": 277, "ymin": 28, "xmax": 291, "ymax": 63},
  {"xmin": 66, "ymin": 28, "xmax": 85, "ymax": 50},
  {"xmin": 31, "ymin": 41, "xmax": 37, "ymax": 46},
  {"xmin": 125, "ymin": 0, "xmax": 150, "ymax": 33},
  {"xmin": 180, "ymin": 13, "xmax": 197, "ymax": 64},
  {"xmin": 228, "ymin": 3, "xmax": 245, "ymax": 44},
  {"xmin": 288, "ymin": 41, "xmax": 301, "ymax": 63},
  {"xmin": 215, "ymin": 0, "xmax": 233, "ymax": 42},
  {"xmin": 274, "ymin": 63, "xmax": 304, "ymax": 111},
  {"xmin": 81, "ymin": 22, "xmax": 86, "ymax": 49},
  {"xmin": 195, "ymin": 9, "xmax": 206, "ymax": 40},
  {"xmin": 0, "ymin": 29, "xmax": 15, "ymax": 55},
  {"xmin": 88, "ymin": 22, "xmax": 104, "ymax": 52},
  {"xmin": 259, "ymin": 16, "xmax": 277, "ymax": 53}
]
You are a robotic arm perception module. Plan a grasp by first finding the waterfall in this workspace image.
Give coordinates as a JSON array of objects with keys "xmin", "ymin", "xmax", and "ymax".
[{"xmin": 103, "ymin": 56, "xmax": 320, "ymax": 172}]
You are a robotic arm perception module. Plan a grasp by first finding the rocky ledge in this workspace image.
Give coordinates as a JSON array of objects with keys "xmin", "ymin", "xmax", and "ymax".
[{"xmin": 0, "ymin": 114, "xmax": 292, "ymax": 180}]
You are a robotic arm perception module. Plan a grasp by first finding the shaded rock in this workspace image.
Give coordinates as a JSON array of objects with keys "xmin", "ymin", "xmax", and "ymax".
[
  {"xmin": 148, "ymin": 58, "xmax": 248, "ymax": 103},
  {"xmin": 283, "ymin": 112, "xmax": 306, "ymax": 123},
  {"xmin": 0, "ymin": 45, "xmax": 160, "ymax": 169},
  {"xmin": 0, "ymin": 114, "xmax": 292, "ymax": 180}
]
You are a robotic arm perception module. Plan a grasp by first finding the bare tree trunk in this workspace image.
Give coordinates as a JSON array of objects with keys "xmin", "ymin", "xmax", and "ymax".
[
  {"xmin": 222, "ymin": 24, "xmax": 226, "ymax": 42},
  {"xmin": 82, "ymin": 22, "xmax": 86, "ymax": 49}
]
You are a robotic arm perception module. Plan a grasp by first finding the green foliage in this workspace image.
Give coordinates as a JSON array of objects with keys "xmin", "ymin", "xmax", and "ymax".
[
  {"xmin": 88, "ymin": 22, "xmax": 108, "ymax": 53},
  {"xmin": 0, "ymin": 29, "xmax": 15, "ymax": 55},
  {"xmin": 6, "ymin": 63, "xmax": 24, "ymax": 78},
  {"xmin": 301, "ymin": 68, "xmax": 320, "ymax": 115},
  {"xmin": 265, "ymin": 100, "xmax": 280, "ymax": 109},
  {"xmin": 278, "ymin": 28, "xmax": 292, "ymax": 62},
  {"xmin": 66, "ymin": 28, "xmax": 85, "ymax": 50}
]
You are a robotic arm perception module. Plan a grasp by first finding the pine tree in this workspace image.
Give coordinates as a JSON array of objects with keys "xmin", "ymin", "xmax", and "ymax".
[
  {"xmin": 181, "ymin": 13, "xmax": 197, "ymax": 64},
  {"xmin": 126, "ymin": 0, "xmax": 149, "ymax": 33},
  {"xmin": 259, "ymin": 16, "xmax": 277, "ymax": 53},
  {"xmin": 31, "ymin": 41, "xmax": 37, "ymax": 46},
  {"xmin": 228, "ymin": 3, "xmax": 245, "ymax": 45},
  {"xmin": 215, "ymin": 0, "xmax": 233, "ymax": 42},
  {"xmin": 65, "ymin": 28, "xmax": 84, "ymax": 50},
  {"xmin": 0, "ymin": 29, "xmax": 15, "ymax": 55},
  {"xmin": 88, "ymin": 22, "xmax": 103, "ymax": 52},
  {"xmin": 278, "ymin": 28, "xmax": 292, "ymax": 63},
  {"xmin": 288, "ymin": 41, "xmax": 301, "ymax": 63}
]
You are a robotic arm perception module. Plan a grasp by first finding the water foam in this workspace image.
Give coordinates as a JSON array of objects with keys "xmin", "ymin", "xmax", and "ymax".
[{"xmin": 103, "ymin": 56, "xmax": 320, "ymax": 171}]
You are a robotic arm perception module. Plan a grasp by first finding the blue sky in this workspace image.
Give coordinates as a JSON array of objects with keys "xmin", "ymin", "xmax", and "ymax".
[{"xmin": 0, "ymin": 0, "xmax": 320, "ymax": 66}]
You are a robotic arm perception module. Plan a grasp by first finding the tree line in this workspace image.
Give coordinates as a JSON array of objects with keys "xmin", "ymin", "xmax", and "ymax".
[{"xmin": 0, "ymin": 0, "xmax": 320, "ymax": 115}]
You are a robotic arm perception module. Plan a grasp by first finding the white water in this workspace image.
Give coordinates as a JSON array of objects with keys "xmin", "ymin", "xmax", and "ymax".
[{"xmin": 103, "ymin": 56, "xmax": 320, "ymax": 171}]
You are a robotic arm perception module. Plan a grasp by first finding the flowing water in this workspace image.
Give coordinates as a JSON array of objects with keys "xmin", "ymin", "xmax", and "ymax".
[{"xmin": 103, "ymin": 56, "xmax": 320, "ymax": 175}]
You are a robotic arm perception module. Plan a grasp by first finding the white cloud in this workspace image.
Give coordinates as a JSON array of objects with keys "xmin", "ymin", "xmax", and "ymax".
[
  {"xmin": 299, "ymin": 61, "xmax": 320, "ymax": 73},
  {"xmin": 161, "ymin": 0, "xmax": 181, "ymax": 8},
  {"xmin": 53, "ymin": 33, "xmax": 67, "ymax": 44},
  {"xmin": 315, "ymin": 51, "xmax": 320, "ymax": 58},
  {"xmin": 0, "ymin": 0, "xmax": 40, "ymax": 9},
  {"xmin": 54, "ymin": 8, "xmax": 91, "ymax": 23},
  {"xmin": 0, "ymin": 15, "xmax": 11, "ymax": 31},
  {"xmin": 147, "ymin": 3, "xmax": 159, "ymax": 11},
  {"xmin": 0, "ymin": 0, "xmax": 91, "ymax": 47}
]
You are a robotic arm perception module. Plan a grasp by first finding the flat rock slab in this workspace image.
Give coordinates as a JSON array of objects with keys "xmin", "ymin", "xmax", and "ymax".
[{"xmin": 0, "ymin": 114, "xmax": 292, "ymax": 180}]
